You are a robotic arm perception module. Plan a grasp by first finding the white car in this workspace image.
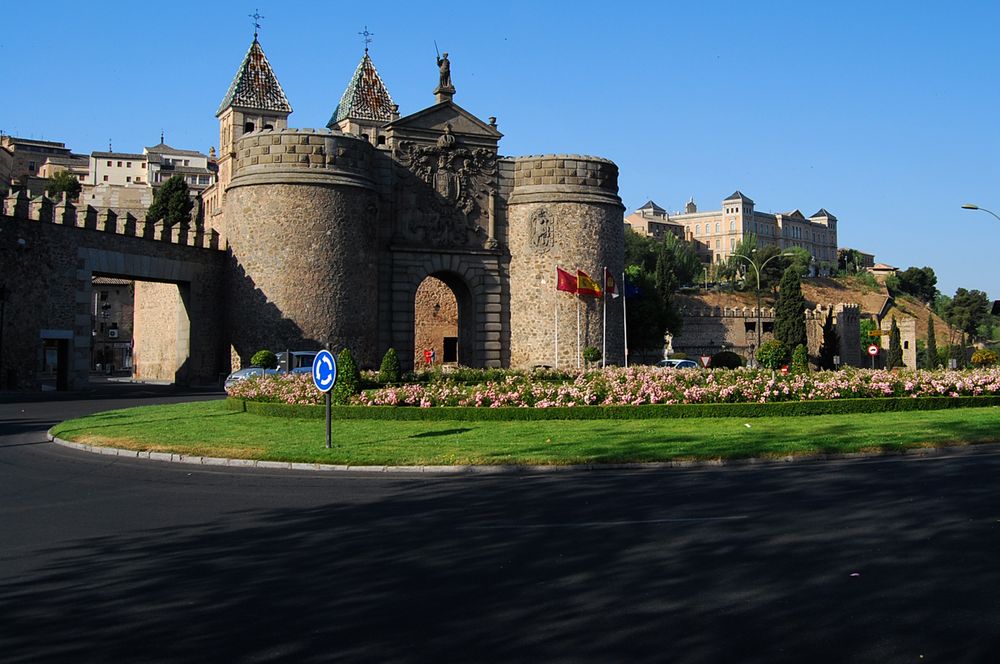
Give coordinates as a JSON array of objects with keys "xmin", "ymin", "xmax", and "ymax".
[{"xmin": 656, "ymin": 359, "xmax": 700, "ymax": 369}]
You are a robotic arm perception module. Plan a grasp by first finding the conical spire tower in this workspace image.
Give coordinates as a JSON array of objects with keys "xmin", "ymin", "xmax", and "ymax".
[
  {"xmin": 328, "ymin": 52, "xmax": 398, "ymax": 144},
  {"xmin": 217, "ymin": 37, "xmax": 292, "ymax": 116}
]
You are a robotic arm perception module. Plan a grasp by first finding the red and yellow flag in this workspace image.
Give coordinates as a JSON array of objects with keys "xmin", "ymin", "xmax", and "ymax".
[
  {"xmin": 577, "ymin": 269, "xmax": 602, "ymax": 297},
  {"xmin": 556, "ymin": 267, "xmax": 577, "ymax": 293}
]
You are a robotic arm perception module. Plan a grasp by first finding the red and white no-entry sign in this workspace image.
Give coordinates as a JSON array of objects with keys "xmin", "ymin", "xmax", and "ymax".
[{"xmin": 867, "ymin": 344, "xmax": 879, "ymax": 356}]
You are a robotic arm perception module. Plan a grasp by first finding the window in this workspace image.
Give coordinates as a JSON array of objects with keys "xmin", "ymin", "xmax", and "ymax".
[
  {"xmin": 127, "ymin": 162, "xmax": 131, "ymax": 168},
  {"xmin": 715, "ymin": 222, "xmax": 720, "ymax": 233},
  {"xmin": 715, "ymin": 239, "xmax": 720, "ymax": 249},
  {"xmin": 107, "ymin": 161, "xmax": 112, "ymax": 166},
  {"xmin": 730, "ymin": 220, "xmax": 736, "ymax": 231},
  {"xmin": 135, "ymin": 177, "xmax": 141, "ymax": 183},
  {"xmin": 103, "ymin": 175, "xmax": 108, "ymax": 182},
  {"xmin": 263, "ymin": 123, "xmax": 274, "ymax": 130},
  {"xmin": 377, "ymin": 135, "xmax": 387, "ymax": 146},
  {"xmin": 28, "ymin": 161, "xmax": 36, "ymax": 171},
  {"xmin": 117, "ymin": 161, "xmax": 122, "ymax": 167},
  {"xmin": 126, "ymin": 176, "xmax": 131, "ymax": 182},
  {"xmin": 696, "ymin": 224, "xmax": 701, "ymax": 235},
  {"xmin": 730, "ymin": 238, "xmax": 736, "ymax": 250},
  {"xmin": 244, "ymin": 122, "xmax": 255, "ymax": 133},
  {"xmin": 184, "ymin": 160, "xmax": 189, "ymax": 166}
]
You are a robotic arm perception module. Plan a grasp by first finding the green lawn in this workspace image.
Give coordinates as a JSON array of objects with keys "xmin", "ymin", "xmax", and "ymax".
[{"xmin": 49, "ymin": 401, "xmax": 1000, "ymax": 466}]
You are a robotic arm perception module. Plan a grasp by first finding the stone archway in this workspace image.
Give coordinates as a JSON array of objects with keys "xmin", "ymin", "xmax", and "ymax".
[{"xmin": 413, "ymin": 272, "xmax": 472, "ymax": 368}]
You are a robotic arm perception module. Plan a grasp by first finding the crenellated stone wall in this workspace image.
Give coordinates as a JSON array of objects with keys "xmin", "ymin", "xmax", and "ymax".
[{"xmin": 671, "ymin": 303, "xmax": 863, "ymax": 367}]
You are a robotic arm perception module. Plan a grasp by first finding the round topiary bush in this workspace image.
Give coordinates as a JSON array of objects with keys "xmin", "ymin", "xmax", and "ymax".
[
  {"xmin": 379, "ymin": 348, "xmax": 401, "ymax": 384},
  {"xmin": 756, "ymin": 339, "xmax": 787, "ymax": 371},
  {"xmin": 710, "ymin": 350, "xmax": 744, "ymax": 369},
  {"xmin": 250, "ymin": 349, "xmax": 278, "ymax": 369},
  {"xmin": 582, "ymin": 346, "xmax": 601, "ymax": 367}
]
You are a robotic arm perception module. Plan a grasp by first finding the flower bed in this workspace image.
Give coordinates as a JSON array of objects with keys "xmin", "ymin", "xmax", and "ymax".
[{"xmin": 225, "ymin": 366, "xmax": 1000, "ymax": 408}]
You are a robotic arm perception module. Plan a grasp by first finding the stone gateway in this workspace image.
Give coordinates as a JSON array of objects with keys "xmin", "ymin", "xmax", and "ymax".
[{"xmin": 211, "ymin": 37, "xmax": 625, "ymax": 371}]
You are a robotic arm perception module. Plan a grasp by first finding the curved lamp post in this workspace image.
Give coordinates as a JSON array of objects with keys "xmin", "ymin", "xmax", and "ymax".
[
  {"xmin": 962, "ymin": 203, "xmax": 1000, "ymax": 223},
  {"xmin": 730, "ymin": 251, "xmax": 795, "ymax": 350}
]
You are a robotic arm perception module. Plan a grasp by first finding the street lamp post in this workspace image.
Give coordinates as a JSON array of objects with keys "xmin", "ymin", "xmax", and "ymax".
[
  {"xmin": 730, "ymin": 251, "xmax": 794, "ymax": 351},
  {"xmin": 961, "ymin": 203, "xmax": 1000, "ymax": 223}
]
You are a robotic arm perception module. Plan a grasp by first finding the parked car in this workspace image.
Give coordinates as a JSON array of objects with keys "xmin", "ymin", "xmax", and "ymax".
[
  {"xmin": 656, "ymin": 358, "xmax": 700, "ymax": 369},
  {"xmin": 223, "ymin": 351, "xmax": 319, "ymax": 390},
  {"xmin": 223, "ymin": 366, "xmax": 274, "ymax": 390}
]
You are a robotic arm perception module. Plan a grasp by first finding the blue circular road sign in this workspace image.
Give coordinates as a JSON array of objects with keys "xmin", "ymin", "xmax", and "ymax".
[{"xmin": 312, "ymin": 349, "xmax": 337, "ymax": 393}]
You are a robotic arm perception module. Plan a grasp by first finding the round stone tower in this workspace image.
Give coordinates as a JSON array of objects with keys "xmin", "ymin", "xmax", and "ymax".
[
  {"xmin": 506, "ymin": 155, "xmax": 625, "ymax": 368},
  {"xmin": 224, "ymin": 127, "xmax": 380, "ymax": 365}
]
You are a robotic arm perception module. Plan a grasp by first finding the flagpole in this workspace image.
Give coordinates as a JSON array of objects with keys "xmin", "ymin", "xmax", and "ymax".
[
  {"xmin": 623, "ymin": 271, "xmax": 629, "ymax": 368},
  {"xmin": 554, "ymin": 295, "xmax": 559, "ymax": 369},
  {"xmin": 602, "ymin": 269, "xmax": 607, "ymax": 369},
  {"xmin": 576, "ymin": 297, "xmax": 581, "ymax": 369}
]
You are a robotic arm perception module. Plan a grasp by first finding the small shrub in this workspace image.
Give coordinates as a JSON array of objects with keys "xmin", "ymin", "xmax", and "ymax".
[
  {"xmin": 710, "ymin": 350, "xmax": 744, "ymax": 369},
  {"xmin": 791, "ymin": 344, "xmax": 809, "ymax": 374},
  {"xmin": 582, "ymin": 346, "xmax": 602, "ymax": 367},
  {"xmin": 971, "ymin": 348, "xmax": 999, "ymax": 367},
  {"xmin": 250, "ymin": 349, "xmax": 277, "ymax": 369},
  {"xmin": 332, "ymin": 348, "xmax": 361, "ymax": 404},
  {"xmin": 756, "ymin": 339, "xmax": 787, "ymax": 370},
  {"xmin": 378, "ymin": 348, "xmax": 401, "ymax": 384}
]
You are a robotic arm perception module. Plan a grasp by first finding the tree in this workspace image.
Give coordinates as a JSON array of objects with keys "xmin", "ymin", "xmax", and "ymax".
[
  {"xmin": 837, "ymin": 248, "xmax": 864, "ymax": 275},
  {"xmin": 147, "ymin": 175, "xmax": 194, "ymax": 226},
  {"xmin": 886, "ymin": 316, "xmax": 903, "ymax": 369},
  {"xmin": 818, "ymin": 311, "xmax": 840, "ymax": 370},
  {"xmin": 250, "ymin": 349, "xmax": 278, "ymax": 369},
  {"xmin": 946, "ymin": 288, "xmax": 989, "ymax": 337},
  {"xmin": 926, "ymin": 318, "xmax": 938, "ymax": 369},
  {"xmin": 756, "ymin": 339, "xmax": 787, "ymax": 370},
  {"xmin": 783, "ymin": 246, "xmax": 813, "ymax": 277},
  {"xmin": 859, "ymin": 318, "xmax": 877, "ymax": 356},
  {"xmin": 45, "ymin": 171, "xmax": 81, "ymax": 201},
  {"xmin": 774, "ymin": 266, "xmax": 806, "ymax": 358},
  {"xmin": 895, "ymin": 266, "xmax": 938, "ymax": 303}
]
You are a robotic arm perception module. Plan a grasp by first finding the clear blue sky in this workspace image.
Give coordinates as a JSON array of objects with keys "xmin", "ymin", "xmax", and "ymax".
[{"xmin": 4, "ymin": 1, "xmax": 998, "ymax": 299}]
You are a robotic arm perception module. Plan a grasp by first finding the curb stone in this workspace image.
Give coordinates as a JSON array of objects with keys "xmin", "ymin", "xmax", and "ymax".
[{"xmin": 47, "ymin": 430, "xmax": 962, "ymax": 475}]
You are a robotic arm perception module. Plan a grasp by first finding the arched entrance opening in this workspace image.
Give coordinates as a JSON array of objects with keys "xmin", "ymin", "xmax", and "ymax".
[{"xmin": 413, "ymin": 272, "xmax": 473, "ymax": 368}]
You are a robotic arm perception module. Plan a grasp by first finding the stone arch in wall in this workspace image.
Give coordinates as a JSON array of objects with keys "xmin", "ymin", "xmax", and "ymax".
[
  {"xmin": 413, "ymin": 273, "xmax": 466, "ymax": 368},
  {"xmin": 388, "ymin": 252, "xmax": 504, "ymax": 371}
]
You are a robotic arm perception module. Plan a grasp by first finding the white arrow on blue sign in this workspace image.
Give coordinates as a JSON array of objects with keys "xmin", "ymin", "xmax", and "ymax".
[{"xmin": 312, "ymin": 349, "xmax": 337, "ymax": 393}]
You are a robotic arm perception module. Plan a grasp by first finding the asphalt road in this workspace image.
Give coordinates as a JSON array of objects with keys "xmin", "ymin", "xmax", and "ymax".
[{"xmin": 2, "ymin": 384, "xmax": 1000, "ymax": 663}]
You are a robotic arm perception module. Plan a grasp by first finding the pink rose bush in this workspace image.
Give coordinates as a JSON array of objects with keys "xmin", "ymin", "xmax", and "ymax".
[{"xmin": 226, "ymin": 366, "xmax": 1000, "ymax": 408}]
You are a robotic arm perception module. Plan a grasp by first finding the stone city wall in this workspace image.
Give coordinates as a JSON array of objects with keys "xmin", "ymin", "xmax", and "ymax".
[{"xmin": 0, "ymin": 204, "xmax": 226, "ymax": 390}]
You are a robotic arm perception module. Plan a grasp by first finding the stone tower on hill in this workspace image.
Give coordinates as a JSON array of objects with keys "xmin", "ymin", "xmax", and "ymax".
[{"xmin": 210, "ymin": 37, "xmax": 625, "ymax": 371}]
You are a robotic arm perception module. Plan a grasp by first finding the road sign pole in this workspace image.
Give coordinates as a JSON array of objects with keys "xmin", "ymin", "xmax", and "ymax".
[{"xmin": 325, "ymin": 391, "xmax": 331, "ymax": 449}]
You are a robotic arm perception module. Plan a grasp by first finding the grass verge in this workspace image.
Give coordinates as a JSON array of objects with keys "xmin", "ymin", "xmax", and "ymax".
[{"xmin": 50, "ymin": 400, "xmax": 1000, "ymax": 466}]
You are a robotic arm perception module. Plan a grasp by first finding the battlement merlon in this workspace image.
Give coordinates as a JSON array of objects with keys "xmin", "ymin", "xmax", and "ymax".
[{"xmin": 2, "ymin": 190, "xmax": 220, "ymax": 251}]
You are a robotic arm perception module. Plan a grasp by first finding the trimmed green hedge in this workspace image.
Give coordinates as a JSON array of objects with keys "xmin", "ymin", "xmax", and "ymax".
[{"xmin": 225, "ymin": 395, "xmax": 1000, "ymax": 421}]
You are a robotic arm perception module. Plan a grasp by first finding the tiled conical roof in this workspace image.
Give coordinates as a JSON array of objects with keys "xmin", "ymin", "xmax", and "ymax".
[
  {"xmin": 327, "ymin": 53, "xmax": 395, "ymax": 128},
  {"xmin": 217, "ymin": 38, "xmax": 292, "ymax": 116}
]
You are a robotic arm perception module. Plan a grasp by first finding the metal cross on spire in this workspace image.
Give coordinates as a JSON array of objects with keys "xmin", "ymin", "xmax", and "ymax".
[
  {"xmin": 359, "ymin": 26, "xmax": 374, "ymax": 53},
  {"xmin": 250, "ymin": 9, "xmax": 265, "ymax": 40}
]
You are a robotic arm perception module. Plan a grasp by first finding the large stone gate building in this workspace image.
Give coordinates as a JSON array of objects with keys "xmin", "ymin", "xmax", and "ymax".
[{"xmin": 207, "ymin": 37, "xmax": 625, "ymax": 371}]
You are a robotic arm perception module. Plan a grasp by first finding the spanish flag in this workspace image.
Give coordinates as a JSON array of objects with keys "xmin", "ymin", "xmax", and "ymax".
[
  {"xmin": 577, "ymin": 269, "xmax": 602, "ymax": 297},
  {"xmin": 556, "ymin": 267, "xmax": 578, "ymax": 293}
]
